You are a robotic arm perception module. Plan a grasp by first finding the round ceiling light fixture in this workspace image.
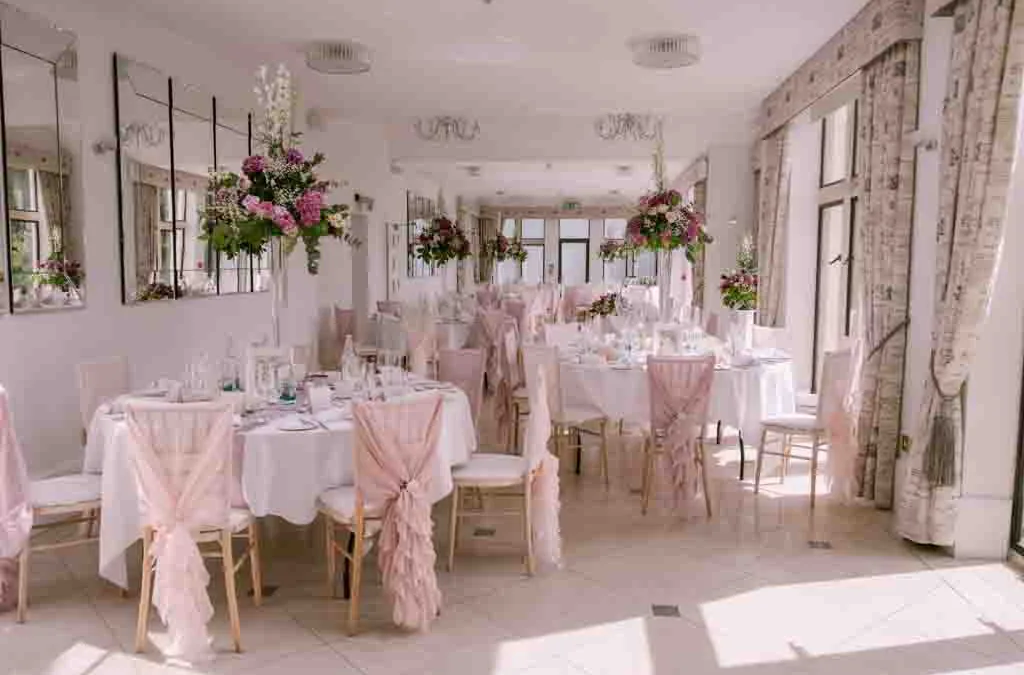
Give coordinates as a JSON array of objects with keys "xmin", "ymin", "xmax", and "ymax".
[
  {"xmin": 628, "ymin": 33, "xmax": 700, "ymax": 69},
  {"xmin": 305, "ymin": 40, "xmax": 371, "ymax": 74}
]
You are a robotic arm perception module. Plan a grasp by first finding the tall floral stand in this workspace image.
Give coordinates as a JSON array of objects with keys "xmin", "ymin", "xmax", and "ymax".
[{"xmin": 269, "ymin": 237, "xmax": 288, "ymax": 347}]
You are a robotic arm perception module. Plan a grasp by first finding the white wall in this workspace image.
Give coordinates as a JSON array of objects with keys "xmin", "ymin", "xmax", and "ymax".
[{"xmin": 0, "ymin": 0, "xmax": 391, "ymax": 476}]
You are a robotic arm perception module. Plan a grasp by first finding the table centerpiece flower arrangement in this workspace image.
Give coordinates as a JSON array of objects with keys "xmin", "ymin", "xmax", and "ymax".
[
  {"xmin": 720, "ymin": 235, "xmax": 758, "ymax": 311},
  {"xmin": 598, "ymin": 239, "xmax": 630, "ymax": 262},
  {"xmin": 201, "ymin": 65, "xmax": 358, "ymax": 277},
  {"xmin": 586, "ymin": 292, "xmax": 628, "ymax": 319}
]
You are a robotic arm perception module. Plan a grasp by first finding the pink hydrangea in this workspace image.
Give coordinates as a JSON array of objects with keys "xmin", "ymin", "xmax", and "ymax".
[
  {"xmin": 242, "ymin": 155, "xmax": 266, "ymax": 174},
  {"xmin": 296, "ymin": 190, "xmax": 324, "ymax": 226},
  {"xmin": 271, "ymin": 205, "xmax": 298, "ymax": 234},
  {"xmin": 242, "ymin": 195, "xmax": 261, "ymax": 212},
  {"xmin": 286, "ymin": 148, "xmax": 304, "ymax": 164}
]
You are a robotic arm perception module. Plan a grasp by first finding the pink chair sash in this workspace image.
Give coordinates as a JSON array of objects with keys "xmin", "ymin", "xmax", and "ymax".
[
  {"xmin": 353, "ymin": 396, "xmax": 443, "ymax": 631},
  {"xmin": 502, "ymin": 298, "xmax": 528, "ymax": 338},
  {"xmin": 438, "ymin": 349, "xmax": 485, "ymax": 425},
  {"xmin": 0, "ymin": 387, "xmax": 32, "ymax": 612},
  {"xmin": 476, "ymin": 286, "xmax": 500, "ymax": 310},
  {"xmin": 469, "ymin": 311, "xmax": 520, "ymax": 444},
  {"xmin": 522, "ymin": 367, "xmax": 562, "ymax": 571},
  {"xmin": 647, "ymin": 357, "xmax": 715, "ymax": 506},
  {"xmin": 125, "ymin": 401, "xmax": 234, "ymax": 662}
]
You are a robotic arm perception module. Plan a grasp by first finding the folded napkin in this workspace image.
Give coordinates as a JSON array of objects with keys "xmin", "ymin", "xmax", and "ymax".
[{"xmin": 308, "ymin": 385, "xmax": 333, "ymax": 413}]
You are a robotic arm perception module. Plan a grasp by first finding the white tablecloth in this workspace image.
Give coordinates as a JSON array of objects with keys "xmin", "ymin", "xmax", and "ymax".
[
  {"xmin": 86, "ymin": 388, "xmax": 476, "ymax": 588},
  {"xmin": 559, "ymin": 359, "xmax": 795, "ymax": 441}
]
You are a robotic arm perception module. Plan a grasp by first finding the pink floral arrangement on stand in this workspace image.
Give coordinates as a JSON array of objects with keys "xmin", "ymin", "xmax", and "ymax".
[
  {"xmin": 626, "ymin": 189, "xmax": 712, "ymax": 263},
  {"xmin": 415, "ymin": 216, "xmax": 472, "ymax": 266},
  {"xmin": 484, "ymin": 233, "xmax": 528, "ymax": 263},
  {"xmin": 598, "ymin": 239, "xmax": 629, "ymax": 262},
  {"xmin": 202, "ymin": 65, "xmax": 358, "ymax": 275}
]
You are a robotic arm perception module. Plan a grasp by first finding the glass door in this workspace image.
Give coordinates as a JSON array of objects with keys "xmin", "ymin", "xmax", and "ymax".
[{"xmin": 558, "ymin": 218, "xmax": 589, "ymax": 285}]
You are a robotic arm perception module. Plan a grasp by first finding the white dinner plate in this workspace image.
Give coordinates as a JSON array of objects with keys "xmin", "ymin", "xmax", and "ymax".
[
  {"xmin": 133, "ymin": 388, "xmax": 168, "ymax": 398},
  {"xmin": 277, "ymin": 418, "xmax": 317, "ymax": 432}
]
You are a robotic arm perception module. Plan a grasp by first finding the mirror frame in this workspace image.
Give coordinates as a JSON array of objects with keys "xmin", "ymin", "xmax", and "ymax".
[{"xmin": 113, "ymin": 52, "xmax": 254, "ymax": 304}]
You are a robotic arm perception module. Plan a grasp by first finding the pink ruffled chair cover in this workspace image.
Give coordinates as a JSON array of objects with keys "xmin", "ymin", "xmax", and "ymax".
[
  {"xmin": 476, "ymin": 286, "xmax": 500, "ymax": 311},
  {"xmin": 502, "ymin": 298, "xmax": 529, "ymax": 338},
  {"xmin": 820, "ymin": 347, "xmax": 857, "ymax": 504},
  {"xmin": 124, "ymin": 401, "xmax": 235, "ymax": 662},
  {"xmin": 647, "ymin": 356, "xmax": 715, "ymax": 507},
  {"xmin": 560, "ymin": 286, "xmax": 595, "ymax": 323},
  {"xmin": 522, "ymin": 367, "xmax": 562, "ymax": 571},
  {"xmin": 77, "ymin": 357, "xmax": 130, "ymax": 433},
  {"xmin": 352, "ymin": 395, "xmax": 444, "ymax": 631},
  {"xmin": 438, "ymin": 349, "xmax": 486, "ymax": 425},
  {"xmin": 468, "ymin": 310, "xmax": 519, "ymax": 442},
  {"xmin": 0, "ymin": 387, "xmax": 32, "ymax": 612}
]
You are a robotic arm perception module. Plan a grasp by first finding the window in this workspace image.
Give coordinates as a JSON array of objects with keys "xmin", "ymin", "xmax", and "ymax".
[
  {"xmin": 521, "ymin": 218, "xmax": 545, "ymax": 239},
  {"xmin": 522, "ymin": 244, "xmax": 545, "ymax": 284},
  {"xmin": 558, "ymin": 219, "xmax": 589, "ymax": 285},
  {"xmin": 812, "ymin": 97, "xmax": 860, "ymax": 391},
  {"xmin": 628, "ymin": 250, "xmax": 657, "ymax": 279},
  {"xmin": 604, "ymin": 218, "xmax": 627, "ymax": 240},
  {"xmin": 821, "ymin": 104, "xmax": 853, "ymax": 186},
  {"xmin": 9, "ymin": 219, "xmax": 39, "ymax": 291},
  {"xmin": 502, "ymin": 218, "xmax": 517, "ymax": 237},
  {"xmin": 7, "ymin": 169, "xmax": 37, "ymax": 212},
  {"xmin": 159, "ymin": 188, "xmax": 187, "ymax": 223}
]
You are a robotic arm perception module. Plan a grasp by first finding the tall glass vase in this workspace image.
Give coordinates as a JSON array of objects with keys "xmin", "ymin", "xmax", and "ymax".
[
  {"xmin": 657, "ymin": 249, "xmax": 673, "ymax": 323},
  {"xmin": 269, "ymin": 237, "xmax": 288, "ymax": 347}
]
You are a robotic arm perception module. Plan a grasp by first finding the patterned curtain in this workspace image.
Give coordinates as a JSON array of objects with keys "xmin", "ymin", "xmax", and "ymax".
[
  {"xmin": 37, "ymin": 171, "xmax": 71, "ymax": 259},
  {"xmin": 897, "ymin": 0, "xmax": 1024, "ymax": 545},
  {"xmin": 133, "ymin": 182, "xmax": 159, "ymax": 288},
  {"xmin": 477, "ymin": 216, "xmax": 497, "ymax": 283},
  {"xmin": 692, "ymin": 180, "xmax": 708, "ymax": 308},
  {"xmin": 852, "ymin": 41, "xmax": 921, "ymax": 509},
  {"xmin": 756, "ymin": 129, "xmax": 790, "ymax": 327}
]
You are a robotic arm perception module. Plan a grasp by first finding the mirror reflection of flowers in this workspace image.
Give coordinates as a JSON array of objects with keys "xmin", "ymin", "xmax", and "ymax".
[
  {"xmin": 586, "ymin": 292, "xmax": 628, "ymax": 318},
  {"xmin": 35, "ymin": 252, "xmax": 83, "ymax": 292},
  {"xmin": 627, "ymin": 189, "xmax": 712, "ymax": 262},
  {"xmin": 484, "ymin": 233, "xmax": 528, "ymax": 263},
  {"xmin": 415, "ymin": 215, "xmax": 472, "ymax": 266},
  {"xmin": 720, "ymin": 235, "xmax": 758, "ymax": 311},
  {"xmin": 598, "ymin": 239, "xmax": 629, "ymax": 262},
  {"xmin": 202, "ymin": 64, "xmax": 359, "ymax": 275}
]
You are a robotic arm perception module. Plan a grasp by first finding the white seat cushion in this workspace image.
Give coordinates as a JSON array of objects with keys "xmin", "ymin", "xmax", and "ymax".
[
  {"xmin": 30, "ymin": 473, "xmax": 102, "ymax": 508},
  {"xmin": 761, "ymin": 413, "xmax": 823, "ymax": 433},
  {"xmin": 796, "ymin": 391, "xmax": 819, "ymax": 410},
  {"xmin": 227, "ymin": 508, "xmax": 253, "ymax": 532},
  {"xmin": 318, "ymin": 486, "xmax": 358, "ymax": 522},
  {"xmin": 452, "ymin": 454, "xmax": 528, "ymax": 487},
  {"xmin": 512, "ymin": 386, "xmax": 529, "ymax": 400},
  {"xmin": 555, "ymin": 406, "xmax": 605, "ymax": 427}
]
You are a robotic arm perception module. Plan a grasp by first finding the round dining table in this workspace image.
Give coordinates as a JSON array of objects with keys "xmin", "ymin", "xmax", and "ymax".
[{"xmin": 84, "ymin": 381, "xmax": 477, "ymax": 588}]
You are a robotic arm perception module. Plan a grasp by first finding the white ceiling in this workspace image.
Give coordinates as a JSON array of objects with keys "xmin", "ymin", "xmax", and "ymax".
[
  {"xmin": 398, "ymin": 158, "xmax": 685, "ymax": 203},
  {"xmin": 89, "ymin": 0, "xmax": 870, "ymax": 200}
]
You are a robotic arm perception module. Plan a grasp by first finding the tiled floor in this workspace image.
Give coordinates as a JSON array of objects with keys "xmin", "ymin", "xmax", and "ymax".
[{"xmin": 5, "ymin": 430, "xmax": 1024, "ymax": 675}]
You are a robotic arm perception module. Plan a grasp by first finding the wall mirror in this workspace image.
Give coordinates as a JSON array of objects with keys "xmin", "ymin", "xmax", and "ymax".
[
  {"xmin": 0, "ymin": 3, "xmax": 81, "ymax": 313},
  {"xmin": 114, "ymin": 53, "xmax": 257, "ymax": 303}
]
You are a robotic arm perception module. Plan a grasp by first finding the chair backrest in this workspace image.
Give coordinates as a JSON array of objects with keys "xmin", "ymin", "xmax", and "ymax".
[
  {"xmin": 522, "ymin": 344, "xmax": 562, "ymax": 419},
  {"xmin": 334, "ymin": 307, "xmax": 355, "ymax": 344},
  {"xmin": 476, "ymin": 286, "xmax": 500, "ymax": 310},
  {"xmin": 437, "ymin": 349, "xmax": 486, "ymax": 425},
  {"xmin": 351, "ymin": 394, "xmax": 443, "ymax": 630},
  {"xmin": 245, "ymin": 346, "xmax": 289, "ymax": 395},
  {"xmin": 77, "ymin": 357, "xmax": 130, "ymax": 431},
  {"xmin": 522, "ymin": 366, "xmax": 553, "ymax": 471},
  {"xmin": 542, "ymin": 323, "xmax": 580, "ymax": 352},
  {"xmin": 123, "ymin": 400, "xmax": 234, "ymax": 532},
  {"xmin": 377, "ymin": 300, "xmax": 403, "ymax": 318},
  {"xmin": 646, "ymin": 356, "xmax": 715, "ymax": 435},
  {"xmin": 0, "ymin": 385, "xmax": 32, "ymax": 560},
  {"xmin": 817, "ymin": 349, "xmax": 853, "ymax": 427},
  {"xmin": 377, "ymin": 314, "xmax": 407, "ymax": 359},
  {"xmin": 752, "ymin": 326, "xmax": 790, "ymax": 352}
]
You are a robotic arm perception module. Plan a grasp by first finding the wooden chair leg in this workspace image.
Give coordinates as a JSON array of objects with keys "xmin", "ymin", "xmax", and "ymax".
[
  {"xmin": 447, "ymin": 486, "xmax": 460, "ymax": 572},
  {"xmin": 347, "ymin": 522, "xmax": 365, "ymax": 636},
  {"xmin": 523, "ymin": 481, "xmax": 535, "ymax": 576},
  {"xmin": 738, "ymin": 433, "xmax": 746, "ymax": 480},
  {"xmin": 600, "ymin": 420, "xmax": 610, "ymax": 488},
  {"xmin": 782, "ymin": 434, "xmax": 791, "ymax": 482},
  {"xmin": 16, "ymin": 540, "xmax": 29, "ymax": 624},
  {"xmin": 754, "ymin": 429, "xmax": 768, "ymax": 494},
  {"xmin": 325, "ymin": 516, "xmax": 337, "ymax": 599},
  {"xmin": 221, "ymin": 530, "xmax": 242, "ymax": 653},
  {"xmin": 716, "ymin": 420, "xmax": 722, "ymax": 445},
  {"xmin": 641, "ymin": 437, "xmax": 654, "ymax": 516},
  {"xmin": 248, "ymin": 522, "xmax": 263, "ymax": 607},
  {"xmin": 699, "ymin": 440, "xmax": 713, "ymax": 518},
  {"xmin": 134, "ymin": 529, "xmax": 154, "ymax": 651},
  {"xmin": 809, "ymin": 434, "xmax": 820, "ymax": 509}
]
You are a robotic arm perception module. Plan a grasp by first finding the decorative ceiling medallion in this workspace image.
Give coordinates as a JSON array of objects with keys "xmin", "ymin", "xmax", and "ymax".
[
  {"xmin": 628, "ymin": 33, "xmax": 700, "ymax": 69},
  {"xmin": 414, "ymin": 116, "xmax": 481, "ymax": 142},
  {"xmin": 595, "ymin": 113, "xmax": 661, "ymax": 142},
  {"xmin": 305, "ymin": 40, "xmax": 371, "ymax": 75}
]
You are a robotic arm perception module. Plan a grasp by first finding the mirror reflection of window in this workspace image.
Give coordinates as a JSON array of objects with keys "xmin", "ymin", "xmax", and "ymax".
[{"xmin": 0, "ymin": 4, "xmax": 81, "ymax": 313}]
